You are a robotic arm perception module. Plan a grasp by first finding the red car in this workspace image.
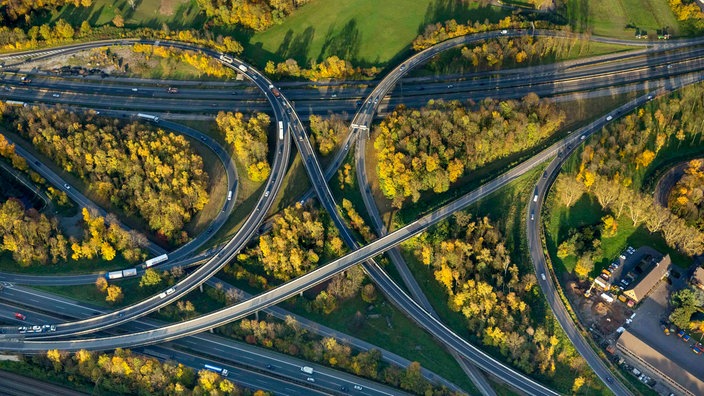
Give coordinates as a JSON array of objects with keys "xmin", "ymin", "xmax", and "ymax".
[{"xmin": 14, "ymin": 312, "xmax": 26, "ymax": 320}]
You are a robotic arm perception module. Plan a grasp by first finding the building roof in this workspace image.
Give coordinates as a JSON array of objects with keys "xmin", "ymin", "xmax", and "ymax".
[
  {"xmin": 616, "ymin": 330, "xmax": 704, "ymax": 396},
  {"xmin": 623, "ymin": 255, "xmax": 671, "ymax": 302},
  {"xmin": 692, "ymin": 267, "xmax": 704, "ymax": 290}
]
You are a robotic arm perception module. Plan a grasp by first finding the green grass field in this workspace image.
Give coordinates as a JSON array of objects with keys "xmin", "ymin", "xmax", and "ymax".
[
  {"xmin": 565, "ymin": 0, "xmax": 681, "ymax": 38},
  {"xmin": 281, "ymin": 290, "xmax": 480, "ymax": 394},
  {"xmin": 544, "ymin": 187, "xmax": 693, "ymax": 279},
  {"xmin": 239, "ymin": 0, "xmax": 510, "ymax": 67},
  {"xmin": 52, "ymin": 0, "xmax": 205, "ymax": 30}
]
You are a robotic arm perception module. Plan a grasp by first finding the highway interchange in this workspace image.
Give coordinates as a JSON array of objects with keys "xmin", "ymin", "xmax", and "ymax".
[{"xmin": 1, "ymin": 30, "xmax": 704, "ymax": 395}]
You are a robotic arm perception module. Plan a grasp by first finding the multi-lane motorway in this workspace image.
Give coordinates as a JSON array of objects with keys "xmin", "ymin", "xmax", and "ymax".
[
  {"xmin": 0, "ymin": 44, "xmax": 294, "ymax": 340},
  {"xmin": 2, "ymin": 30, "xmax": 704, "ymax": 395},
  {"xmin": 0, "ymin": 287, "xmax": 409, "ymax": 395}
]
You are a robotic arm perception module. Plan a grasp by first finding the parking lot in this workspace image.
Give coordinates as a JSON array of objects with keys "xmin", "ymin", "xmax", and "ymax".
[{"xmin": 627, "ymin": 279, "xmax": 704, "ymax": 380}]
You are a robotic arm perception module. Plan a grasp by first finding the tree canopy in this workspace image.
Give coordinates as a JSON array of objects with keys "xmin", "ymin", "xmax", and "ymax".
[
  {"xmin": 3, "ymin": 105, "xmax": 209, "ymax": 243},
  {"xmin": 407, "ymin": 213, "xmax": 577, "ymax": 375},
  {"xmin": 216, "ymin": 111, "xmax": 271, "ymax": 182},
  {"xmin": 374, "ymin": 95, "xmax": 565, "ymax": 207}
]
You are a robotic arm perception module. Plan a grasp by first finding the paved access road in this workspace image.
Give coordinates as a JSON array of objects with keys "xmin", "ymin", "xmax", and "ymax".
[{"xmin": 527, "ymin": 70, "xmax": 704, "ymax": 396}]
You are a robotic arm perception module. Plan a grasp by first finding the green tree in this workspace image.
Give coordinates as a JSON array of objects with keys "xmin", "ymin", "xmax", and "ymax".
[{"xmin": 139, "ymin": 268, "xmax": 162, "ymax": 288}]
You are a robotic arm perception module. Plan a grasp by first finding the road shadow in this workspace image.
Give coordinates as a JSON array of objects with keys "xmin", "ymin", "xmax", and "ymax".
[{"xmin": 317, "ymin": 19, "xmax": 361, "ymax": 63}]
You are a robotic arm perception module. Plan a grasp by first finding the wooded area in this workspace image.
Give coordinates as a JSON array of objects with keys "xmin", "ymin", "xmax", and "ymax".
[
  {"xmin": 196, "ymin": 0, "xmax": 311, "ymax": 31},
  {"xmin": 264, "ymin": 56, "xmax": 379, "ymax": 81},
  {"xmin": 668, "ymin": 0, "xmax": 704, "ymax": 31},
  {"xmin": 0, "ymin": 199, "xmax": 67, "ymax": 265},
  {"xmin": 24, "ymin": 348, "xmax": 259, "ymax": 395},
  {"xmin": 407, "ymin": 213, "xmax": 587, "ymax": 377},
  {"xmin": 253, "ymin": 204, "xmax": 339, "ymax": 281},
  {"xmin": 668, "ymin": 159, "xmax": 704, "ymax": 231},
  {"xmin": 569, "ymin": 84, "xmax": 704, "ymax": 256},
  {"xmin": 0, "ymin": 0, "xmax": 91, "ymax": 22},
  {"xmin": 308, "ymin": 114, "xmax": 346, "ymax": 156},
  {"xmin": 374, "ymin": 95, "xmax": 565, "ymax": 208},
  {"xmin": 2, "ymin": 105, "xmax": 210, "ymax": 243},
  {"xmin": 132, "ymin": 43, "xmax": 239, "ymax": 79},
  {"xmin": 412, "ymin": 16, "xmax": 518, "ymax": 51},
  {"xmin": 217, "ymin": 316, "xmax": 458, "ymax": 395},
  {"xmin": 0, "ymin": 198, "xmax": 144, "ymax": 267},
  {"xmin": 216, "ymin": 111, "xmax": 271, "ymax": 182}
]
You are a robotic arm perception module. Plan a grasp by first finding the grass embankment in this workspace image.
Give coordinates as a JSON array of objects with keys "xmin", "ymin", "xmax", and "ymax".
[
  {"xmin": 397, "ymin": 167, "xmax": 605, "ymax": 393},
  {"xmin": 242, "ymin": 0, "xmax": 510, "ymax": 68},
  {"xmin": 183, "ymin": 137, "xmax": 228, "ymax": 238},
  {"xmin": 279, "ymin": 291, "xmax": 480, "ymax": 394},
  {"xmin": 368, "ymin": 92, "xmax": 639, "ymax": 230},
  {"xmin": 414, "ymin": 40, "xmax": 637, "ymax": 76},
  {"xmin": 0, "ymin": 254, "xmax": 132, "ymax": 276},
  {"xmin": 32, "ymin": 279, "xmax": 223, "ymax": 316},
  {"xmin": 565, "ymin": 0, "xmax": 681, "ymax": 38},
  {"xmin": 51, "ymin": 0, "xmax": 205, "ymax": 30}
]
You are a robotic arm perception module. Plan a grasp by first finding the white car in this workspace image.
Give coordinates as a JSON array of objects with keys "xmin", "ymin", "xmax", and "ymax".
[
  {"xmin": 606, "ymin": 115, "xmax": 613, "ymax": 121},
  {"xmin": 501, "ymin": 29, "xmax": 508, "ymax": 34},
  {"xmin": 354, "ymin": 385, "xmax": 363, "ymax": 391},
  {"xmin": 52, "ymin": 93, "xmax": 60, "ymax": 97},
  {"xmin": 165, "ymin": 287, "xmax": 175, "ymax": 295},
  {"xmin": 306, "ymin": 377, "xmax": 315, "ymax": 383},
  {"xmin": 63, "ymin": 183, "xmax": 70, "ymax": 190}
]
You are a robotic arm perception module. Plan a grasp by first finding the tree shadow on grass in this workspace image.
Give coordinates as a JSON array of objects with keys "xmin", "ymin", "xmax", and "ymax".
[
  {"xmin": 53, "ymin": 3, "xmax": 97, "ymax": 26},
  {"xmin": 564, "ymin": 0, "xmax": 591, "ymax": 33},
  {"xmin": 421, "ymin": 0, "xmax": 506, "ymax": 32},
  {"xmin": 317, "ymin": 19, "xmax": 361, "ymax": 64},
  {"xmin": 274, "ymin": 26, "xmax": 315, "ymax": 65}
]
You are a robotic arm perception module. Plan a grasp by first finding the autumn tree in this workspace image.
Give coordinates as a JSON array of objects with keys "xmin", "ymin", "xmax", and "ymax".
[
  {"xmin": 326, "ymin": 265, "xmax": 365, "ymax": 300},
  {"xmin": 95, "ymin": 276, "xmax": 108, "ymax": 293},
  {"xmin": 3, "ymin": 105, "xmax": 209, "ymax": 242},
  {"xmin": 216, "ymin": 111, "xmax": 271, "ymax": 181},
  {"xmin": 255, "ymin": 204, "xmax": 331, "ymax": 281},
  {"xmin": 309, "ymin": 114, "xmax": 346, "ymax": 155},
  {"xmin": 574, "ymin": 255, "xmax": 595, "ymax": 279},
  {"xmin": 361, "ymin": 283, "xmax": 377, "ymax": 303},
  {"xmin": 112, "ymin": 14, "xmax": 124, "ymax": 28},
  {"xmin": 0, "ymin": 198, "xmax": 68, "ymax": 266},
  {"xmin": 553, "ymin": 173, "xmax": 584, "ymax": 207},
  {"xmin": 105, "ymin": 284, "xmax": 123, "ymax": 304},
  {"xmin": 375, "ymin": 95, "xmax": 564, "ymax": 207},
  {"xmin": 139, "ymin": 268, "xmax": 162, "ymax": 288}
]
